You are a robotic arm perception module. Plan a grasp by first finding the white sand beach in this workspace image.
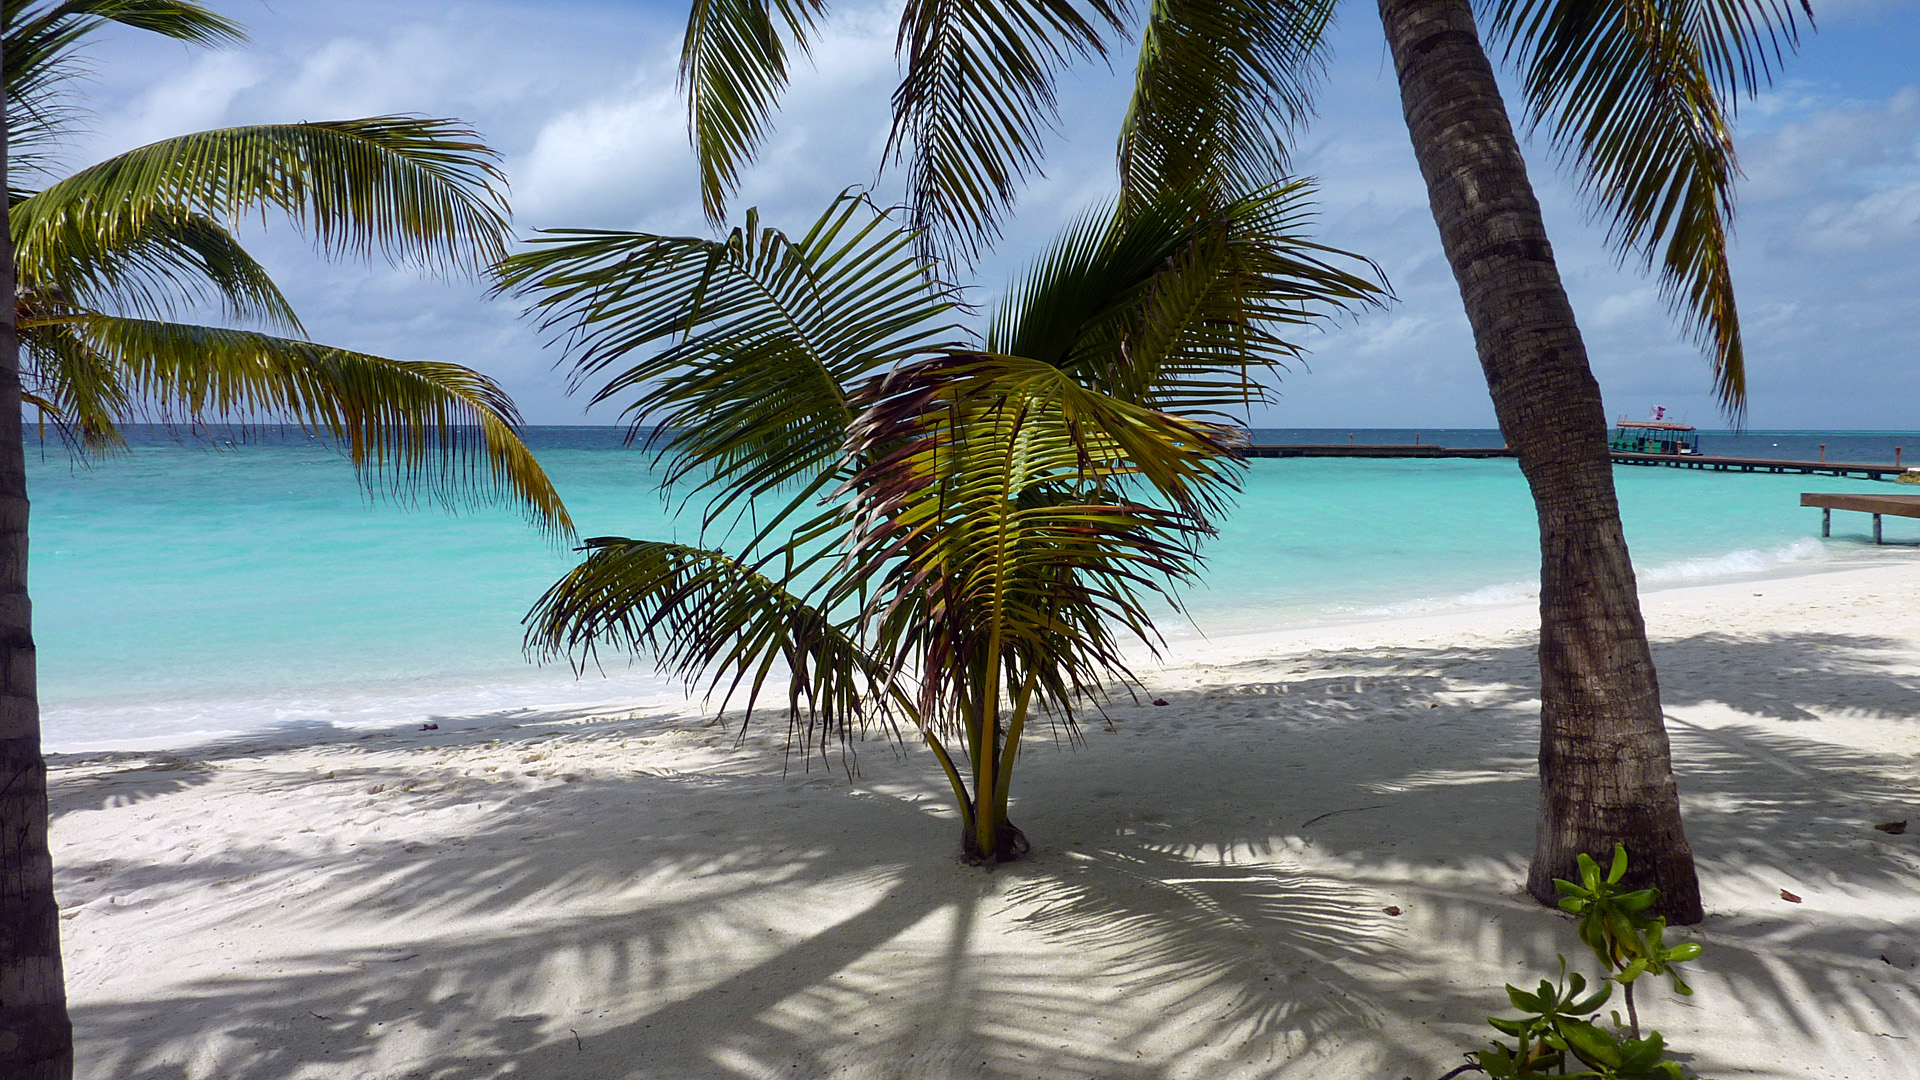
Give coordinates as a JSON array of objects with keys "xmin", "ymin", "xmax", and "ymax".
[{"xmin": 51, "ymin": 560, "xmax": 1920, "ymax": 1080}]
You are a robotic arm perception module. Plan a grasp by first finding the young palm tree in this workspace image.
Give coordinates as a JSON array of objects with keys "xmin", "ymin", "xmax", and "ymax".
[
  {"xmin": 0, "ymin": 3, "xmax": 572, "ymax": 1073},
  {"xmin": 672, "ymin": 0, "xmax": 1817, "ymax": 921},
  {"xmin": 507, "ymin": 186, "xmax": 1380, "ymax": 862}
]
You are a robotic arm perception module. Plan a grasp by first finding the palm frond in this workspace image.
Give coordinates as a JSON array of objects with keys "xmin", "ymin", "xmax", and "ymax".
[
  {"xmin": 1487, "ymin": 0, "xmax": 1815, "ymax": 416},
  {"xmin": 13, "ymin": 118, "xmax": 513, "ymax": 279},
  {"xmin": 990, "ymin": 183, "xmax": 1386, "ymax": 422},
  {"xmin": 501, "ymin": 191, "xmax": 962, "ymax": 540},
  {"xmin": 12, "ymin": 204, "xmax": 302, "ymax": 332},
  {"xmin": 525, "ymin": 537, "xmax": 896, "ymax": 758},
  {"xmin": 888, "ymin": 0, "xmax": 1128, "ymax": 264},
  {"xmin": 841, "ymin": 353, "xmax": 1240, "ymax": 731},
  {"xmin": 3, "ymin": 0, "xmax": 243, "ymax": 178},
  {"xmin": 57, "ymin": 314, "xmax": 573, "ymax": 537},
  {"xmin": 680, "ymin": 0, "xmax": 830, "ymax": 224},
  {"xmin": 1116, "ymin": 0, "xmax": 1335, "ymax": 209},
  {"xmin": 16, "ymin": 318, "xmax": 133, "ymax": 447}
]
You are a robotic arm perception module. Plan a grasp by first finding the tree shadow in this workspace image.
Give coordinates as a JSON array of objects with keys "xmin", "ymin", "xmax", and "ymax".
[
  {"xmin": 49, "ymin": 753, "xmax": 223, "ymax": 813},
  {"xmin": 59, "ymin": 629, "xmax": 1920, "ymax": 1079},
  {"xmin": 1652, "ymin": 631, "xmax": 1920, "ymax": 724}
]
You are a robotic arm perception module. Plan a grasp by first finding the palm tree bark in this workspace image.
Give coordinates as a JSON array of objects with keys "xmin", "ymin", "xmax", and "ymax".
[
  {"xmin": 1376, "ymin": 0, "xmax": 1703, "ymax": 922},
  {"xmin": 0, "ymin": 70, "xmax": 76, "ymax": 1076}
]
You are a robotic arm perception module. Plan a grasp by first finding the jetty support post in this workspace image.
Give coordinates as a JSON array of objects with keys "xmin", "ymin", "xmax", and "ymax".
[
  {"xmin": 1874, "ymin": 514, "xmax": 1883, "ymax": 544},
  {"xmin": 1819, "ymin": 443, "xmax": 1827, "ymax": 462},
  {"xmin": 1822, "ymin": 508, "xmax": 1831, "ymax": 537}
]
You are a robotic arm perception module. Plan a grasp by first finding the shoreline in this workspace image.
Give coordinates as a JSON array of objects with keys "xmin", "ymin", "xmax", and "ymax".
[
  {"xmin": 43, "ymin": 538, "xmax": 1915, "ymax": 758},
  {"xmin": 51, "ymin": 558, "xmax": 1920, "ymax": 1078}
]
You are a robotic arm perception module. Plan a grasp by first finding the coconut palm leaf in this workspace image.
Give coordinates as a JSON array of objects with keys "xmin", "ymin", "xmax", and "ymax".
[
  {"xmin": 991, "ymin": 183, "xmax": 1385, "ymax": 421},
  {"xmin": 12, "ymin": 118, "xmax": 512, "ymax": 278},
  {"xmin": 3, "ymin": 0, "xmax": 242, "ymax": 178},
  {"xmin": 1116, "ymin": 0, "xmax": 1334, "ymax": 208},
  {"xmin": 842, "ymin": 354, "xmax": 1237, "ymax": 720},
  {"xmin": 16, "ymin": 318, "xmax": 132, "ymax": 446},
  {"xmin": 680, "ymin": 0, "xmax": 829, "ymax": 223},
  {"xmin": 888, "ymin": 0, "xmax": 1127, "ymax": 263},
  {"xmin": 526, "ymin": 537, "xmax": 897, "ymax": 756},
  {"xmin": 49, "ymin": 314, "xmax": 573, "ymax": 536},
  {"xmin": 502, "ymin": 192, "xmax": 962, "ymax": 540},
  {"xmin": 841, "ymin": 352, "xmax": 1239, "ymax": 849},
  {"xmin": 14, "ymin": 208, "xmax": 302, "ymax": 332},
  {"xmin": 1486, "ymin": 0, "xmax": 1814, "ymax": 414}
]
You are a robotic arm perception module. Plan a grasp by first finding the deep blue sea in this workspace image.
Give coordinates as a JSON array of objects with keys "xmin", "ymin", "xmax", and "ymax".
[{"xmin": 28, "ymin": 427, "xmax": 1917, "ymax": 750}]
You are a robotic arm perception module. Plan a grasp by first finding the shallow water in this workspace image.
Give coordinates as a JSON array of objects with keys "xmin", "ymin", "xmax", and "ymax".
[{"xmin": 28, "ymin": 427, "xmax": 1913, "ymax": 749}]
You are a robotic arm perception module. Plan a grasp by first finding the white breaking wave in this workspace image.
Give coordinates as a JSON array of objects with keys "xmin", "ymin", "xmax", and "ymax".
[
  {"xmin": 1356, "ymin": 537, "xmax": 1846, "ymax": 620},
  {"xmin": 42, "ymin": 666, "xmax": 694, "ymax": 754},
  {"xmin": 1635, "ymin": 537, "xmax": 1830, "ymax": 583}
]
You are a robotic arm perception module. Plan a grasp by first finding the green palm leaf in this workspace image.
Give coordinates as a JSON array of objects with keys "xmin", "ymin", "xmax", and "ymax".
[
  {"xmin": 888, "ymin": 0, "xmax": 1127, "ymax": 263},
  {"xmin": 842, "ymin": 352, "xmax": 1240, "ymax": 851},
  {"xmin": 3, "ymin": 0, "xmax": 242, "ymax": 179},
  {"xmin": 991, "ymin": 183, "xmax": 1386, "ymax": 421},
  {"xmin": 526, "ymin": 537, "xmax": 895, "ymax": 757},
  {"xmin": 14, "ymin": 207, "xmax": 302, "ymax": 333},
  {"xmin": 54, "ymin": 314, "xmax": 573, "ymax": 536},
  {"xmin": 16, "ymin": 319, "xmax": 132, "ymax": 446},
  {"xmin": 502, "ymin": 191, "xmax": 962, "ymax": 540},
  {"xmin": 12, "ymin": 118, "xmax": 513, "ymax": 279},
  {"xmin": 1487, "ymin": 0, "xmax": 1814, "ymax": 415},
  {"xmin": 680, "ymin": 0, "xmax": 829, "ymax": 223},
  {"xmin": 1117, "ymin": 0, "xmax": 1335, "ymax": 208},
  {"xmin": 843, "ymin": 353, "xmax": 1240, "ymax": 725}
]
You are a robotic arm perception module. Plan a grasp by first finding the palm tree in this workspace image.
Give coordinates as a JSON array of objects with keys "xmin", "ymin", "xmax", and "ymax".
[
  {"xmin": 507, "ymin": 185, "xmax": 1380, "ymax": 862},
  {"xmin": 0, "ymin": 3, "xmax": 573, "ymax": 1073},
  {"xmin": 672, "ymin": 0, "xmax": 1818, "ymax": 922}
]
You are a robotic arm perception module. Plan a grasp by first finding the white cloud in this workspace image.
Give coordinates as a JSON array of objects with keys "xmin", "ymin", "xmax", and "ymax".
[
  {"xmin": 63, "ymin": 1, "xmax": 1920, "ymax": 429},
  {"xmin": 515, "ymin": 77, "xmax": 691, "ymax": 228},
  {"xmin": 90, "ymin": 51, "xmax": 263, "ymax": 155},
  {"xmin": 1740, "ymin": 85, "xmax": 1919, "ymax": 202},
  {"xmin": 1800, "ymin": 176, "xmax": 1920, "ymax": 248}
]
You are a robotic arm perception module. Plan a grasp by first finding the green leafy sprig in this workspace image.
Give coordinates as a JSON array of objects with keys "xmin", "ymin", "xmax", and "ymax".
[{"xmin": 1469, "ymin": 845, "xmax": 1702, "ymax": 1080}]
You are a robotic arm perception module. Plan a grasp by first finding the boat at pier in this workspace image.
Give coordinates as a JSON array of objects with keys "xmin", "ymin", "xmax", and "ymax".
[{"xmin": 1609, "ymin": 411, "xmax": 1698, "ymax": 455}]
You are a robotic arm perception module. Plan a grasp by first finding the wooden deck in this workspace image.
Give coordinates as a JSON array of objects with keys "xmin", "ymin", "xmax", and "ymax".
[
  {"xmin": 1243, "ymin": 444, "xmax": 1911, "ymax": 480},
  {"xmin": 1616, "ymin": 452, "xmax": 1910, "ymax": 481},
  {"xmin": 1802, "ymin": 492, "xmax": 1920, "ymax": 544},
  {"xmin": 1242, "ymin": 444, "xmax": 1513, "ymax": 459}
]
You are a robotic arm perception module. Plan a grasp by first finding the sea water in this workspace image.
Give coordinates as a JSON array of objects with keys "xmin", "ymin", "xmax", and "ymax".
[{"xmin": 28, "ymin": 427, "xmax": 1915, "ymax": 750}]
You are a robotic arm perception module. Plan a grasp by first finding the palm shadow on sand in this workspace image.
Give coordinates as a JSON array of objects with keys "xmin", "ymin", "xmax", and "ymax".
[{"xmin": 57, "ymin": 629, "xmax": 1920, "ymax": 1079}]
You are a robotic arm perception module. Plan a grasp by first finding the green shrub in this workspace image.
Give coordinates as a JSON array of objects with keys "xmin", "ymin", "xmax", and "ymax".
[{"xmin": 1470, "ymin": 844, "xmax": 1702, "ymax": 1079}]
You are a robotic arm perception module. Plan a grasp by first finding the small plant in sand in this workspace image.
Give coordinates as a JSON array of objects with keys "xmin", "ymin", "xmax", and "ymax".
[
  {"xmin": 505, "ymin": 188, "xmax": 1380, "ymax": 863},
  {"xmin": 1469, "ymin": 845, "xmax": 1702, "ymax": 1079}
]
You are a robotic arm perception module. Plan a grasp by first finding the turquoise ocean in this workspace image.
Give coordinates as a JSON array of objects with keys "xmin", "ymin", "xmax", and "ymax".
[{"xmin": 29, "ymin": 427, "xmax": 1918, "ymax": 751}]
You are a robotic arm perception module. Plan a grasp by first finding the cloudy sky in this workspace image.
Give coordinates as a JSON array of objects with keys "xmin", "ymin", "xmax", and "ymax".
[{"xmin": 70, "ymin": 0, "xmax": 1920, "ymax": 429}]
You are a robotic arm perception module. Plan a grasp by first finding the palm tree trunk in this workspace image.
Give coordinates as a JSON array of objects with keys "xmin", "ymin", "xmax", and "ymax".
[
  {"xmin": 1375, "ymin": 0, "xmax": 1703, "ymax": 923},
  {"xmin": 0, "ymin": 83, "xmax": 75, "ymax": 1075}
]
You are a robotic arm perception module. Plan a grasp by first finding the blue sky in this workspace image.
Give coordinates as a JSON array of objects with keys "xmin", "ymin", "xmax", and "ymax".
[{"xmin": 69, "ymin": 0, "xmax": 1920, "ymax": 429}]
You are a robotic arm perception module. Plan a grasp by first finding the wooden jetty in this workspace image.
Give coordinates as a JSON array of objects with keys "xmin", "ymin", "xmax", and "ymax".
[
  {"xmin": 1245, "ymin": 443, "xmax": 1909, "ymax": 480},
  {"xmin": 1614, "ymin": 451, "xmax": 1909, "ymax": 481},
  {"xmin": 1242, "ymin": 444, "xmax": 1513, "ymax": 459},
  {"xmin": 1801, "ymin": 492, "xmax": 1920, "ymax": 544}
]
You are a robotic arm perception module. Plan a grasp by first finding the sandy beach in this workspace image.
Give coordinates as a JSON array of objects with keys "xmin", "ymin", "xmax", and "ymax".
[{"xmin": 51, "ymin": 559, "xmax": 1920, "ymax": 1079}]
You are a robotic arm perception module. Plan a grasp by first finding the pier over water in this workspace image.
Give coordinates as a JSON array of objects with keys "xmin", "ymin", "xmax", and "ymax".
[{"xmin": 1243, "ymin": 442, "xmax": 1914, "ymax": 481}]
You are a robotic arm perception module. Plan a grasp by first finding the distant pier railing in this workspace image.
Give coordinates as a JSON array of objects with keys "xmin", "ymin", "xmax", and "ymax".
[
  {"xmin": 1609, "ymin": 451, "xmax": 1909, "ymax": 481},
  {"xmin": 1241, "ymin": 444, "xmax": 1513, "ymax": 459},
  {"xmin": 1245, "ymin": 443, "xmax": 1913, "ymax": 481}
]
